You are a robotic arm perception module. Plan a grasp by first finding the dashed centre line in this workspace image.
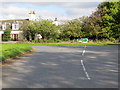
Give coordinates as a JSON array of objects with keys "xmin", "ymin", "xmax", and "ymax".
[
  {"xmin": 81, "ymin": 45, "xmax": 91, "ymax": 80},
  {"xmin": 82, "ymin": 50, "xmax": 86, "ymax": 56},
  {"xmin": 81, "ymin": 60, "xmax": 91, "ymax": 80}
]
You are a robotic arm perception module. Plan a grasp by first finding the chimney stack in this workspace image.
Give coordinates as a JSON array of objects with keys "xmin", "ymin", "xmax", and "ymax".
[
  {"xmin": 54, "ymin": 18, "xmax": 58, "ymax": 21},
  {"xmin": 29, "ymin": 11, "xmax": 36, "ymax": 21}
]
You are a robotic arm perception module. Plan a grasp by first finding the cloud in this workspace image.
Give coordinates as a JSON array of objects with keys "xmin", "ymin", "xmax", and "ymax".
[
  {"xmin": 0, "ymin": 4, "xmax": 63, "ymax": 20},
  {"xmin": 67, "ymin": 7, "xmax": 97, "ymax": 16},
  {"xmin": 36, "ymin": 10, "xmax": 62, "ymax": 19},
  {"xmin": 58, "ymin": 2, "xmax": 100, "ymax": 8},
  {"xmin": 0, "ymin": 2, "xmax": 100, "ymax": 20},
  {"xmin": 24, "ymin": 2, "xmax": 100, "ymax": 8},
  {"xmin": 28, "ymin": 2, "xmax": 99, "ymax": 15},
  {"xmin": 1, "ymin": 0, "xmax": 106, "ymax": 3},
  {"xmin": 22, "ymin": 2, "xmax": 99, "ymax": 16},
  {"xmin": 2, "ymin": 6, "xmax": 28, "ymax": 16},
  {"xmin": 0, "ymin": 4, "xmax": 30, "ymax": 20}
]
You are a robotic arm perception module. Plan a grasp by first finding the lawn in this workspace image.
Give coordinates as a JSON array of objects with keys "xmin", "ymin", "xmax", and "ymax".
[{"xmin": 0, "ymin": 43, "xmax": 32, "ymax": 61}]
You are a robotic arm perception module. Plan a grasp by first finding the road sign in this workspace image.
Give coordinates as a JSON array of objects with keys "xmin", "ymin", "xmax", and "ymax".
[{"xmin": 77, "ymin": 38, "xmax": 88, "ymax": 43}]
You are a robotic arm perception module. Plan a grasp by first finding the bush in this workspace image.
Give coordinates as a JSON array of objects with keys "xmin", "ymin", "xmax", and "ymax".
[
  {"xmin": 109, "ymin": 38, "xmax": 115, "ymax": 41},
  {"xmin": 2, "ymin": 30, "xmax": 11, "ymax": 41}
]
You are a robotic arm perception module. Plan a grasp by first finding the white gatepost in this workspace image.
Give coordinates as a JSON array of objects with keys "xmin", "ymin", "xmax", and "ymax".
[
  {"xmin": 37, "ymin": 34, "xmax": 42, "ymax": 40},
  {"xmin": 0, "ymin": 33, "xmax": 2, "ymax": 42}
]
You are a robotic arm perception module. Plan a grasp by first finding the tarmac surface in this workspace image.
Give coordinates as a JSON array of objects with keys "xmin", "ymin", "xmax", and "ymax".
[{"xmin": 2, "ymin": 45, "xmax": 118, "ymax": 88}]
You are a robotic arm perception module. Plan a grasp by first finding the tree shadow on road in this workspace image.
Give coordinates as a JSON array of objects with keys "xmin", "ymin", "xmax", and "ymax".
[{"xmin": 2, "ymin": 45, "xmax": 118, "ymax": 88}]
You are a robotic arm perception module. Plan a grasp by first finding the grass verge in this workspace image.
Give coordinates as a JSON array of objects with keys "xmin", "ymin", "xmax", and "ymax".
[
  {"xmin": 0, "ymin": 43, "xmax": 32, "ymax": 61},
  {"xmin": 0, "ymin": 42, "xmax": 119, "ymax": 61},
  {"xmin": 27, "ymin": 42, "xmax": 120, "ymax": 45}
]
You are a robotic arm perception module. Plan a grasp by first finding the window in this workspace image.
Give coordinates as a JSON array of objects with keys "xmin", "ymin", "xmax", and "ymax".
[
  {"xmin": 2, "ymin": 24, "xmax": 6, "ymax": 30},
  {"xmin": 12, "ymin": 24, "xmax": 19, "ymax": 30}
]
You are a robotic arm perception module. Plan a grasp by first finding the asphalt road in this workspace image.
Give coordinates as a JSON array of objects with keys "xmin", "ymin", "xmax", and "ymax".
[{"xmin": 2, "ymin": 45, "xmax": 118, "ymax": 88}]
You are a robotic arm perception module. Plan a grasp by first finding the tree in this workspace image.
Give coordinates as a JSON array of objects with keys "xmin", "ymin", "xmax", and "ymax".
[
  {"xmin": 21, "ymin": 21, "xmax": 39, "ymax": 41},
  {"xmin": 28, "ymin": 22, "xmax": 39, "ymax": 40},
  {"xmin": 82, "ymin": 9, "xmax": 105, "ymax": 40},
  {"xmin": 97, "ymin": 1, "xmax": 120, "ymax": 40},
  {"xmin": 59, "ymin": 19, "xmax": 83, "ymax": 40},
  {"xmin": 21, "ymin": 22, "xmax": 31, "ymax": 41},
  {"xmin": 3, "ymin": 30, "xmax": 11, "ymax": 41},
  {"xmin": 82, "ymin": 1, "xmax": 120, "ymax": 41},
  {"xmin": 35, "ymin": 19, "xmax": 59, "ymax": 40},
  {"xmin": 21, "ymin": 19, "xmax": 59, "ymax": 41}
]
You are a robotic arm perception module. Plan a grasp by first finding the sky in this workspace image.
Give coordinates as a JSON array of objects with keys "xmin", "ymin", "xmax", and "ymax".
[{"xmin": 0, "ymin": 0, "xmax": 106, "ymax": 20}]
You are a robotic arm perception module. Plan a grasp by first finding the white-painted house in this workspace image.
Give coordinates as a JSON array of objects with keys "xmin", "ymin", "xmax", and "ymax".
[{"xmin": 0, "ymin": 11, "xmax": 59, "ymax": 42}]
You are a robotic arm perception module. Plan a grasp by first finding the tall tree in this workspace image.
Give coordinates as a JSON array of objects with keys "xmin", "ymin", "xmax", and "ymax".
[
  {"xmin": 82, "ymin": 9, "xmax": 105, "ymax": 40},
  {"xmin": 97, "ymin": 1, "xmax": 120, "ymax": 40},
  {"xmin": 82, "ymin": 1, "xmax": 120, "ymax": 41}
]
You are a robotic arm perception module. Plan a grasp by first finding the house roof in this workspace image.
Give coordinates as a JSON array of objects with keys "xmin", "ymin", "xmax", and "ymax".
[{"xmin": 0, "ymin": 19, "xmax": 29, "ymax": 22}]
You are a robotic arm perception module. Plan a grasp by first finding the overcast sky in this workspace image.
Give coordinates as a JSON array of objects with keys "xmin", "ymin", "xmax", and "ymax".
[{"xmin": 0, "ymin": 1, "xmax": 105, "ymax": 20}]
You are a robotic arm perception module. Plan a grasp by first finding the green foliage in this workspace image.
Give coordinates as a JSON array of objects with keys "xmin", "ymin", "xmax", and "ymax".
[
  {"xmin": 59, "ymin": 19, "xmax": 83, "ymax": 40},
  {"xmin": 35, "ymin": 19, "xmax": 59, "ymax": 40},
  {"xmin": 82, "ymin": 1, "xmax": 120, "ymax": 41},
  {"xmin": 21, "ymin": 22, "xmax": 38, "ymax": 41},
  {"xmin": 97, "ymin": 1, "xmax": 120, "ymax": 40},
  {"xmin": 21, "ymin": 1, "xmax": 120, "ymax": 42},
  {"xmin": 22, "ymin": 19, "xmax": 59, "ymax": 42},
  {"xmin": 3, "ymin": 30, "xmax": 11, "ymax": 41}
]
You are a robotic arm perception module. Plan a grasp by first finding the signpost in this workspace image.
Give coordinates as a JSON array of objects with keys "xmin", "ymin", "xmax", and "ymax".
[{"xmin": 77, "ymin": 38, "xmax": 88, "ymax": 43}]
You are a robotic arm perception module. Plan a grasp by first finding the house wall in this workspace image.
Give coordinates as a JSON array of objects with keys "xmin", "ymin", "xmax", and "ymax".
[
  {"xmin": 0, "ymin": 19, "xmax": 28, "ymax": 41},
  {"xmin": 0, "ymin": 16, "xmax": 59, "ymax": 42},
  {"xmin": 0, "ymin": 30, "xmax": 23, "ymax": 41},
  {"xmin": 0, "ymin": 31, "xmax": 3, "ymax": 42}
]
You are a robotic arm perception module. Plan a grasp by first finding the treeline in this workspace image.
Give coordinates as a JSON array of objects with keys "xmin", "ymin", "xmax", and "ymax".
[
  {"xmin": 82, "ymin": 1, "xmax": 120, "ymax": 41},
  {"xmin": 22, "ymin": 1, "xmax": 120, "ymax": 42}
]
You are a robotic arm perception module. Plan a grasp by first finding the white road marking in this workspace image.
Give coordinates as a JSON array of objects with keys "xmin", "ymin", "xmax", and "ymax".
[
  {"xmin": 82, "ymin": 50, "xmax": 86, "ymax": 56},
  {"xmin": 81, "ymin": 60, "xmax": 91, "ymax": 80},
  {"xmin": 82, "ymin": 45, "xmax": 86, "ymax": 56},
  {"xmin": 81, "ymin": 45, "xmax": 91, "ymax": 80}
]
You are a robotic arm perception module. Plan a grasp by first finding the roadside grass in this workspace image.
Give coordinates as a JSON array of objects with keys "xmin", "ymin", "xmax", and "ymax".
[
  {"xmin": 0, "ymin": 42, "xmax": 119, "ymax": 62},
  {"xmin": 27, "ymin": 42, "xmax": 120, "ymax": 45},
  {"xmin": 0, "ymin": 43, "xmax": 32, "ymax": 61}
]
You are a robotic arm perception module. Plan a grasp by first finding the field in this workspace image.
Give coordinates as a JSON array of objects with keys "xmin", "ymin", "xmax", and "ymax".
[{"xmin": 0, "ymin": 43, "xmax": 32, "ymax": 61}]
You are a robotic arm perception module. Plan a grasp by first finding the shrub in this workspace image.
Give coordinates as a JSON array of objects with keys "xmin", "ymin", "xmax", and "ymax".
[{"xmin": 2, "ymin": 30, "xmax": 11, "ymax": 41}]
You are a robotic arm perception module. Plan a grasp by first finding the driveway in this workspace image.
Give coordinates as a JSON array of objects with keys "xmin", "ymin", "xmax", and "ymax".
[{"xmin": 2, "ymin": 45, "xmax": 118, "ymax": 88}]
